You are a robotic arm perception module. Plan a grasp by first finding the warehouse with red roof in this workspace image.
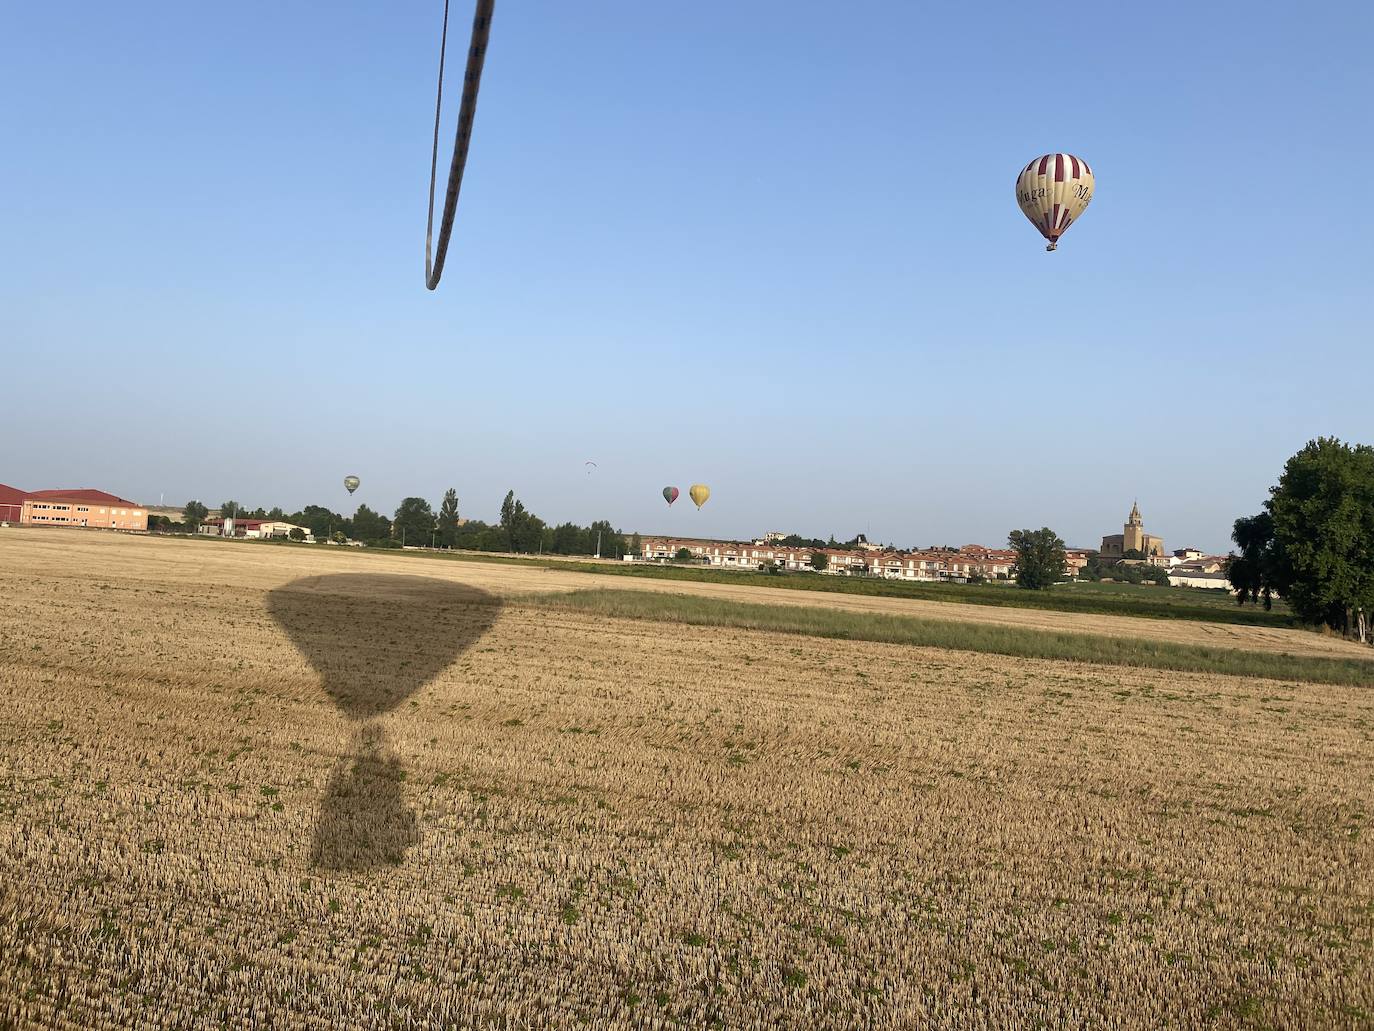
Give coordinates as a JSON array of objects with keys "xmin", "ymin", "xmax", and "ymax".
[{"xmin": 0, "ymin": 484, "xmax": 147, "ymax": 530}]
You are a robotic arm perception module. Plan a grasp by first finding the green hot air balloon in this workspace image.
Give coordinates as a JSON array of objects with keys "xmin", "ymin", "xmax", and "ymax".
[
  {"xmin": 663, "ymin": 486, "xmax": 680, "ymax": 506},
  {"xmin": 344, "ymin": 475, "xmax": 361, "ymax": 496}
]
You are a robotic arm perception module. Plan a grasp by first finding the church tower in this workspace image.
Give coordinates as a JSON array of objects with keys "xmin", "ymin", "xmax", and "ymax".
[{"xmin": 1123, "ymin": 500, "xmax": 1144, "ymax": 554}]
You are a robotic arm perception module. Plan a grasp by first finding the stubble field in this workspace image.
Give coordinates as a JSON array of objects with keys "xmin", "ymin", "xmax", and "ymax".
[{"xmin": 1, "ymin": 530, "xmax": 1371, "ymax": 1029}]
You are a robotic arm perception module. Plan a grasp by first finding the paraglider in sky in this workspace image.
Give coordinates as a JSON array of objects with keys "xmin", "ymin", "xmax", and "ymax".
[
  {"xmin": 344, "ymin": 475, "xmax": 361, "ymax": 496},
  {"xmin": 1015, "ymin": 153, "xmax": 1094, "ymax": 251},
  {"xmin": 585, "ymin": 461, "xmax": 597, "ymax": 475},
  {"xmin": 662, "ymin": 486, "xmax": 680, "ymax": 506},
  {"xmin": 689, "ymin": 484, "xmax": 710, "ymax": 510}
]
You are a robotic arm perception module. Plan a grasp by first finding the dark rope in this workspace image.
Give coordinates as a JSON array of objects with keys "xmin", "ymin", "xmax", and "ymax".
[{"xmin": 425, "ymin": 0, "xmax": 496, "ymax": 290}]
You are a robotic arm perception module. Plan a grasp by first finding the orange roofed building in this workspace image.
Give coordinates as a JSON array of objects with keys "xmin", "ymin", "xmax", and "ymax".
[{"xmin": 1, "ymin": 485, "xmax": 148, "ymax": 531}]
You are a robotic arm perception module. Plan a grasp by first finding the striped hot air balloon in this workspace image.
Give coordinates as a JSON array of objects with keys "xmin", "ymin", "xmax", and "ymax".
[
  {"xmin": 662, "ymin": 486, "xmax": 679, "ymax": 506},
  {"xmin": 1015, "ymin": 153, "xmax": 1094, "ymax": 251}
]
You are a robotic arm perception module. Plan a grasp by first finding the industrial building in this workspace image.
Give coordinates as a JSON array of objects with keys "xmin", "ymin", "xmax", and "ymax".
[{"xmin": 0, "ymin": 484, "xmax": 147, "ymax": 530}]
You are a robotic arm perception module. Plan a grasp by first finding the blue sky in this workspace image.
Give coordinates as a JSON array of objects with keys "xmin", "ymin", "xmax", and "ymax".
[{"xmin": 4, "ymin": 1, "xmax": 1370, "ymax": 552}]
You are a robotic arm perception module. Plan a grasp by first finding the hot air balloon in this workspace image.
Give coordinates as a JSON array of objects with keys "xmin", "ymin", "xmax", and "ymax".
[
  {"xmin": 1015, "ymin": 153, "xmax": 1094, "ymax": 251},
  {"xmin": 344, "ymin": 475, "xmax": 361, "ymax": 495},
  {"xmin": 689, "ymin": 484, "xmax": 710, "ymax": 509},
  {"xmin": 663, "ymin": 486, "xmax": 680, "ymax": 506}
]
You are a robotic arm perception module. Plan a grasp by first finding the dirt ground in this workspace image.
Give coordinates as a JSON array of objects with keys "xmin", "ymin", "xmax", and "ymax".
[{"xmin": 1, "ymin": 530, "xmax": 1371, "ymax": 1029}]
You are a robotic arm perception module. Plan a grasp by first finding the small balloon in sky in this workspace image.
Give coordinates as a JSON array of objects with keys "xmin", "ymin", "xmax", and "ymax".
[{"xmin": 1015, "ymin": 153, "xmax": 1094, "ymax": 252}]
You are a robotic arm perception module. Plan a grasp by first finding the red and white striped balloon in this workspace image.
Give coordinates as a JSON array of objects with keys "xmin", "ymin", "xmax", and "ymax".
[{"xmin": 1015, "ymin": 153, "xmax": 1094, "ymax": 251}]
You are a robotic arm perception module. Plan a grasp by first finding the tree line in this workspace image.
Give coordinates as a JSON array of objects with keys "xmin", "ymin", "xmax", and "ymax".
[{"xmin": 152, "ymin": 489, "xmax": 637, "ymax": 559}]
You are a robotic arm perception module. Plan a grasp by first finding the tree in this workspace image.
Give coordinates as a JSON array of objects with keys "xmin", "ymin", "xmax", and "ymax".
[
  {"xmin": 219, "ymin": 500, "xmax": 240, "ymax": 519},
  {"xmin": 437, "ymin": 488, "xmax": 460, "ymax": 548},
  {"xmin": 183, "ymin": 500, "xmax": 208, "ymax": 532},
  {"xmin": 393, "ymin": 497, "xmax": 435, "ymax": 547},
  {"xmin": 268, "ymin": 506, "xmax": 286, "ymax": 521},
  {"xmin": 1227, "ymin": 512, "xmax": 1276, "ymax": 609},
  {"xmin": 1123, "ymin": 548, "xmax": 1146, "ymax": 560},
  {"xmin": 499, "ymin": 491, "xmax": 520, "ymax": 551},
  {"xmin": 288, "ymin": 527, "xmax": 306, "ymax": 542},
  {"xmin": 295, "ymin": 505, "xmax": 343, "ymax": 542},
  {"xmin": 588, "ymin": 520, "xmax": 625, "ymax": 559},
  {"xmin": 629, "ymin": 532, "xmax": 642, "ymax": 558},
  {"xmin": 810, "ymin": 552, "xmax": 829, "ymax": 571},
  {"xmin": 1008, "ymin": 528, "xmax": 1068, "ymax": 590},
  {"xmin": 351, "ymin": 504, "xmax": 389, "ymax": 542},
  {"xmin": 675, "ymin": 548, "xmax": 692, "ymax": 562},
  {"xmin": 1260, "ymin": 437, "xmax": 1374, "ymax": 639}
]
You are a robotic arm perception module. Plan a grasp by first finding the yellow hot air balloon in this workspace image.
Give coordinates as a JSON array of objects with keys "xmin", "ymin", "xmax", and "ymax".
[
  {"xmin": 1015, "ymin": 153, "xmax": 1094, "ymax": 251},
  {"xmin": 689, "ymin": 484, "xmax": 710, "ymax": 509}
]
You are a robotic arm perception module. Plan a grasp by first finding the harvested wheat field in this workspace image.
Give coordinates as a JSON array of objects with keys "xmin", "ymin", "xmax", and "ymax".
[{"xmin": 1, "ymin": 531, "xmax": 1371, "ymax": 1029}]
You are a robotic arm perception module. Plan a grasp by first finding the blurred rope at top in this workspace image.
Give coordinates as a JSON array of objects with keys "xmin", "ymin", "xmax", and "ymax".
[{"xmin": 424, "ymin": 0, "xmax": 496, "ymax": 291}]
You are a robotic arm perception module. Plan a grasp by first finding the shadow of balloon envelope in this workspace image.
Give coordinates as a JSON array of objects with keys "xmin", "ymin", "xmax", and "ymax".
[{"xmin": 266, "ymin": 574, "xmax": 502, "ymax": 871}]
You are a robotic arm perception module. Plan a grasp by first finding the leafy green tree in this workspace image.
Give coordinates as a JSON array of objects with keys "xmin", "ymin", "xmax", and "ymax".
[
  {"xmin": 499, "ymin": 491, "xmax": 520, "ymax": 551},
  {"xmin": 1008, "ymin": 528, "xmax": 1068, "ymax": 590},
  {"xmin": 288, "ymin": 527, "xmax": 306, "ymax": 542},
  {"xmin": 588, "ymin": 520, "xmax": 625, "ymax": 559},
  {"xmin": 675, "ymin": 548, "xmax": 692, "ymax": 562},
  {"xmin": 810, "ymin": 552, "xmax": 829, "ymax": 571},
  {"xmin": 1227, "ymin": 512, "xmax": 1277, "ymax": 609},
  {"xmin": 629, "ymin": 532, "xmax": 642, "ymax": 558},
  {"xmin": 182, "ymin": 500, "xmax": 208, "ymax": 532},
  {"xmin": 219, "ymin": 500, "xmax": 240, "ymax": 519},
  {"xmin": 1123, "ymin": 548, "xmax": 1145, "ymax": 560},
  {"xmin": 393, "ymin": 497, "xmax": 435, "ymax": 547},
  {"xmin": 1262, "ymin": 437, "xmax": 1374, "ymax": 638},
  {"xmin": 268, "ymin": 506, "xmax": 286, "ymax": 521},
  {"xmin": 550, "ymin": 522, "xmax": 582, "ymax": 555},
  {"xmin": 437, "ymin": 488, "xmax": 460, "ymax": 548},
  {"xmin": 295, "ymin": 505, "xmax": 342, "ymax": 542},
  {"xmin": 351, "ymin": 504, "xmax": 389, "ymax": 542}
]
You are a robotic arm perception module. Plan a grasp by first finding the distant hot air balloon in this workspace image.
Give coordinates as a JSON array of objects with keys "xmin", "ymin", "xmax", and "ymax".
[
  {"xmin": 344, "ymin": 475, "xmax": 361, "ymax": 495},
  {"xmin": 1015, "ymin": 153, "xmax": 1094, "ymax": 251},
  {"xmin": 663, "ymin": 486, "xmax": 680, "ymax": 506},
  {"xmin": 689, "ymin": 484, "xmax": 710, "ymax": 510}
]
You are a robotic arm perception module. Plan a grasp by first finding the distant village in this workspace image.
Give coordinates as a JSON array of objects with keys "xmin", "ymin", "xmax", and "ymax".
[
  {"xmin": 635, "ymin": 501, "xmax": 1230, "ymax": 589},
  {"xmin": 1, "ymin": 484, "xmax": 1234, "ymax": 591}
]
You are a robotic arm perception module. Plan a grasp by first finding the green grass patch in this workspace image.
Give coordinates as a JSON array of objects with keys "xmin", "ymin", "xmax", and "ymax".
[{"xmin": 519, "ymin": 589, "xmax": 1374, "ymax": 687}]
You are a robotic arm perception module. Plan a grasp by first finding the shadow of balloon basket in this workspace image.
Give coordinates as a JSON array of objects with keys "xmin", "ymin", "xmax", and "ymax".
[{"xmin": 266, "ymin": 573, "xmax": 502, "ymax": 872}]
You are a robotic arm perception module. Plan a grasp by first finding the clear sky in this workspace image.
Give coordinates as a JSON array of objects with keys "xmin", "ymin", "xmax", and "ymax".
[{"xmin": 4, "ymin": 1, "xmax": 1370, "ymax": 553}]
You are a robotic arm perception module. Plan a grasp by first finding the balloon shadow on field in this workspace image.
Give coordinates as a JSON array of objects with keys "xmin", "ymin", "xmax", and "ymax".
[{"xmin": 266, "ymin": 573, "xmax": 502, "ymax": 872}]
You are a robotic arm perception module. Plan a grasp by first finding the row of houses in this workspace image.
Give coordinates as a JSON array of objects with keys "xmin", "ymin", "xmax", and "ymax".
[
  {"xmin": 637, "ymin": 537, "xmax": 1094, "ymax": 583},
  {"xmin": 0, "ymin": 484, "xmax": 147, "ymax": 530}
]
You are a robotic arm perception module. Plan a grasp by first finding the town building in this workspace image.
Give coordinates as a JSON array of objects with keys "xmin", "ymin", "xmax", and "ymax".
[
  {"xmin": 638, "ymin": 538, "xmax": 1027, "ymax": 583},
  {"xmin": 1167, "ymin": 570, "xmax": 1231, "ymax": 590},
  {"xmin": 1099, "ymin": 501, "xmax": 1167, "ymax": 564},
  {"xmin": 0, "ymin": 486, "xmax": 147, "ymax": 530},
  {"xmin": 199, "ymin": 518, "xmax": 314, "ymax": 541}
]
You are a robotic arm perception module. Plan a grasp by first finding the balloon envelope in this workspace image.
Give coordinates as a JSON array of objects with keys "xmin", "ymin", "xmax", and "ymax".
[
  {"xmin": 663, "ymin": 486, "xmax": 679, "ymax": 506},
  {"xmin": 1015, "ymin": 153, "xmax": 1094, "ymax": 251},
  {"xmin": 343, "ymin": 475, "xmax": 361, "ymax": 495},
  {"xmin": 689, "ymin": 484, "xmax": 710, "ymax": 509}
]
